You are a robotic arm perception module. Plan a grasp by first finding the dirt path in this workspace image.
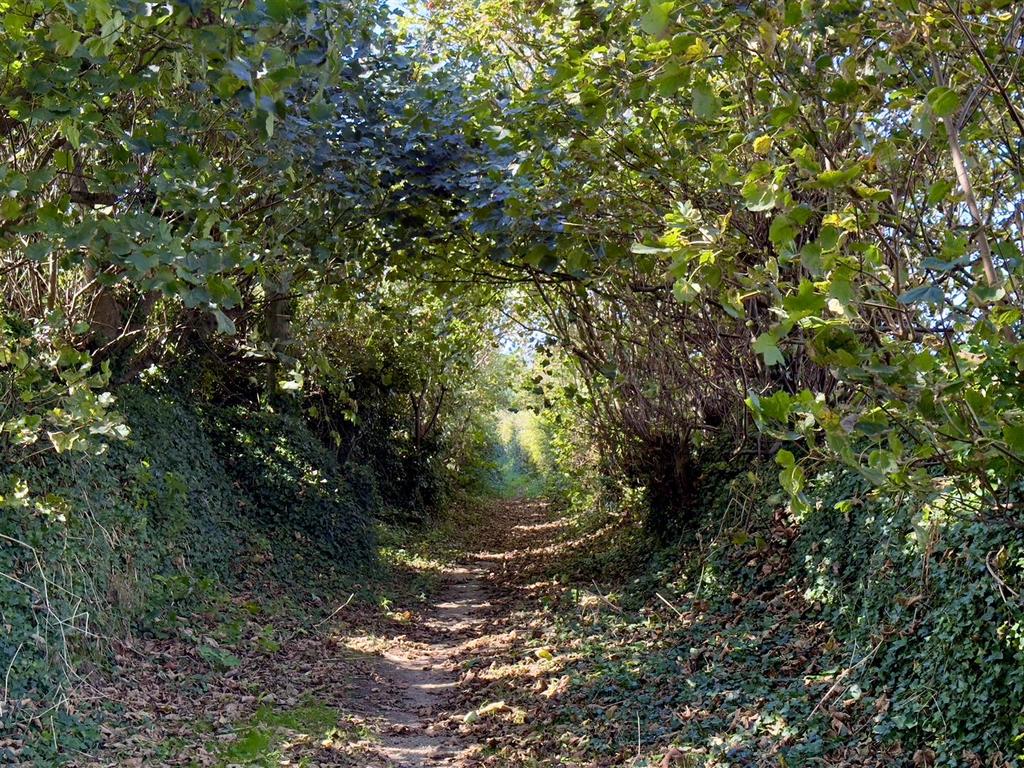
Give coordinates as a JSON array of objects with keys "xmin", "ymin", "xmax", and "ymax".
[
  {"xmin": 79, "ymin": 500, "xmax": 563, "ymax": 768},
  {"xmin": 80, "ymin": 498, "xmax": 912, "ymax": 768},
  {"xmin": 347, "ymin": 500, "xmax": 562, "ymax": 767},
  {"xmin": 363, "ymin": 561, "xmax": 495, "ymax": 766}
]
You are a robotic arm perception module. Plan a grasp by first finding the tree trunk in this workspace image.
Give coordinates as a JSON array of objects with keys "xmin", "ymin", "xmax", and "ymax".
[{"xmin": 640, "ymin": 435, "xmax": 696, "ymax": 541}]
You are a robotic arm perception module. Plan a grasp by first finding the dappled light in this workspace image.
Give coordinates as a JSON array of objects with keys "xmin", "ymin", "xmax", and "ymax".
[{"xmin": 3, "ymin": 0, "xmax": 1024, "ymax": 766}]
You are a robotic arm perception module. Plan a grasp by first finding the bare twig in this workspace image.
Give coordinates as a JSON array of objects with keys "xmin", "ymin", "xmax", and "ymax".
[
  {"xmin": 655, "ymin": 592, "xmax": 685, "ymax": 620},
  {"xmin": 313, "ymin": 593, "xmax": 355, "ymax": 628},
  {"xmin": 808, "ymin": 640, "xmax": 884, "ymax": 720}
]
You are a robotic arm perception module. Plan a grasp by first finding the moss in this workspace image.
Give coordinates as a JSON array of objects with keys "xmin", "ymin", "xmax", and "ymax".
[
  {"xmin": 251, "ymin": 701, "xmax": 339, "ymax": 732},
  {"xmin": 210, "ymin": 697, "xmax": 372, "ymax": 767}
]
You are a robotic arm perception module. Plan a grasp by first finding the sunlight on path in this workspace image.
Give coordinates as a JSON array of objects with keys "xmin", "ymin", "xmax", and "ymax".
[
  {"xmin": 344, "ymin": 500, "xmax": 567, "ymax": 767},
  {"xmin": 79, "ymin": 499, "xmax": 576, "ymax": 767},
  {"xmin": 355, "ymin": 562, "xmax": 498, "ymax": 766}
]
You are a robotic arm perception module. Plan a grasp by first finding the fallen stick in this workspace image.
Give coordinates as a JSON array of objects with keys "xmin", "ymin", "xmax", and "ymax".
[
  {"xmin": 656, "ymin": 592, "xmax": 685, "ymax": 620},
  {"xmin": 314, "ymin": 593, "xmax": 355, "ymax": 628},
  {"xmin": 808, "ymin": 640, "xmax": 883, "ymax": 720}
]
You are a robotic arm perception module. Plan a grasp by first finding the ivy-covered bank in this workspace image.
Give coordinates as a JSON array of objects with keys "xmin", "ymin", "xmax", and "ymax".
[
  {"xmin": 696, "ymin": 463, "xmax": 1024, "ymax": 760},
  {"xmin": 446, "ymin": 457, "xmax": 1024, "ymax": 766},
  {"xmin": 0, "ymin": 384, "xmax": 382, "ymax": 759}
]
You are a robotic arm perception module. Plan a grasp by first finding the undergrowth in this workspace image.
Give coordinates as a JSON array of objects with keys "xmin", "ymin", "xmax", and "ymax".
[
  {"xmin": 0, "ymin": 383, "xmax": 389, "ymax": 764},
  {"xmin": 516, "ymin": 457, "xmax": 1024, "ymax": 764}
]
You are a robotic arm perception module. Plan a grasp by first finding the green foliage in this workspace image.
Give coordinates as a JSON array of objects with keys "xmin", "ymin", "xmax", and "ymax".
[
  {"xmin": 793, "ymin": 472, "xmax": 1024, "ymax": 761},
  {"xmin": 0, "ymin": 0, "xmax": 490, "ymax": 521},
  {"xmin": 202, "ymin": 403, "xmax": 375, "ymax": 558},
  {"xmin": 491, "ymin": 409, "xmax": 552, "ymax": 498},
  {"xmin": 422, "ymin": 0, "xmax": 1024, "ymax": 527},
  {"xmin": 0, "ymin": 384, "xmax": 378, "ymax": 759},
  {"xmin": 543, "ymin": 453, "xmax": 1024, "ymax": 762},
  {"xmin": 3, "ymin": 0, "xmax": 1024, "ymax": 761},
  {"xmin": 693, "ymin": 463, "xmax": 1024, "ymax": 761},
  {"xmin": 213, "ymin": 698, "xmax": 353, "ymax": 767},
  {"xmin": 0, "ymin": 311, "xmax": 126, "ymax": 466}
]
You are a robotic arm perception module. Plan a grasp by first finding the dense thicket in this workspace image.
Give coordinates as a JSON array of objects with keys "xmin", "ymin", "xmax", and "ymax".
[
  {"xmin": 428, "ymin": 0, "xmax": 1024, "ymax": 521},
  {"xmin": 4, "ymin": 0, "xmax": 1024, "ymax": 762}
]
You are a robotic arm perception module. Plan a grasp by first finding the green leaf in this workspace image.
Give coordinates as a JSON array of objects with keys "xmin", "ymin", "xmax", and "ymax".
[
  {"xmin": 308, "ymin": 100, "xmax": 334, "ymax": 121},
  {"xmin": 992, "ymin": 307, "xmax": 1021, "ymax": 328},
  {"xmin": 672, "ymin": 278, "xmax": 701, "ymax": 303},
  {"xmin": 926, "ymin": 86, "xmax": 959, "ymax": 118},
  {"xmin": 776, "ymin": 448, "xmax": 795, "ymax": 467},
  {"xmin": 791, "ymin": 145, "xmax": 821, "ymax": 174},
  {"xmin": 926, "ymin": 180, "xmax": 954, "ymax": 206},
  {"xmin": 267, "ymin": 0, "xmax": 307, "ymax": 22},
  {"xmin": 691, "ymin": 82, "xmax": 719, "ymax": 119},
  {"xmin": 920, "ymin": 256, "xmax": 963, "ymax": 272},
  {"xmin": 127, "ymin": 251, "xmax": 158, "ymax": 273},
  {"xmin": 741, "ymin": 181, "xmax": 776, "ymax": 212},
  {"xmin": 761, "ymin": 391, "xmax": 791, "ymax": 422},
  {"xmin": 897, "ymin": 284, "xmax": 944, "ymax": 306},
  {"xmin": 87, "ymin": 0, "xmax": 112, "ymax": 24},
  {"xmin": 48, "ymin": 431, "xmax": 82, "ymax": 453},
  {"xmin": 1003, "ymin": 423, "xmax": 1024, "ymax": 453},
  {"xmin": 753, "ymin": 333, "xmax": 785, "ymax": 366},
  {"xmin": 225, "ymin": 59, "xmax": 252, "ymax": 84},
  {"xmin": 769, "ymin": 215, "xmax": 797, "ymax": 248},
  {"xmin": 970, "ymin": 283, "xmax": 1005, "ymax": 305},
  {"xmin": 213, "ymin": 309, "xmax": 236, "ymax": 335},
  {"xmin": 813, "ymin": 164, "xmax": 862, "ymax": 188},
  {"xmin": 48, "ymin": 23, "xmax": 80, "ymax": 56},
  {"xmin": 198, "ymin": 644, "xmax": 241, "ymax": 670},
  {"xmin": 639, "ymin": 2, "xmax": 674, "ymax": 35},
  {"xmin": 683, "ymin": 37, "xmax": 710, "ymax": 61},
  {"xmin": 779, "ymin": 462, "xmax": 805, "ymax": 495},
  {"xmin": 783, "ymin": 280, "xmax": 826, "ymax": 314},
  {"xmin": 783, "ymin": 0, "xmax": 803, "ymax": 25},
  {"xmin": 853, "ymin": 185, "xmax": 891, "ymax": 202},
  {"xmin": 0, "ymin": 198, "xmax": 22, "ymax": 220},
  {"xmin": 630, "ymin": 243, "xmax": 668, "ymax": 255},
  {"xmin": 854, "ymin": 412, "xmax": 889, "ymax": 436},
  {"xmin": 25, "ymin": 241, "xmax": 52, "ymax": 262}
]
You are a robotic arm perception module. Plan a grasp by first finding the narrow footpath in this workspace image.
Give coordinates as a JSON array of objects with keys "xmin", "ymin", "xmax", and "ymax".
[
  {"xmin": 82, "ymin": 499, "xmax": 571, "ymax": 768},
  {"xmin": 348, "ymin": 499, "xmax": 563, "ymax": 767},
  {"xmin": 360, "ymin": 562, "xmax": 494, "ymax": 766},
  {"xmin": 82, "ymin": 498, "xmax": 883, "ymax": 767}
]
